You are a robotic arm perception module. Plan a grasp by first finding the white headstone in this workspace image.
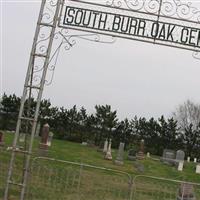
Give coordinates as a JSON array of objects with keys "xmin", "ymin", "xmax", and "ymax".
[
  {"xmin": 81, "ymin": 142, "xmax": 87, "ymax": 146},
  {"xmin": 103, "ymin": 139, "xmax": 108, "ymax": 153},
  {"xmin": 196, "ymin": 165, "xmax": 200, "ymax": 174},
  {"xmin": 187, "ymin": 157, "xmax": 190, "ymax": 162},
  {"xmin": 194, "ymin": 158, "xmax": 197, "ymax": 163},
  {"xmin": 178, "ymin": 162, "xmax": 184, "ymax": 171},
  {"xmin": 147, "ymin": 152, "xmax": 150, "ymax": 158},
  {"xmin": 105, "ymin": 139, "xmax": 112, "ymax": 160},
  {"xmin": 47, "ymin": 140, "xmax": 51, "ymax": 146},
  {"xmin": 47, "ymin": 132, "xmax": 53, "ymax": 147},
  {"xmin": 19, "ymin": 133, "xmax": 25, "ymax": 143}
]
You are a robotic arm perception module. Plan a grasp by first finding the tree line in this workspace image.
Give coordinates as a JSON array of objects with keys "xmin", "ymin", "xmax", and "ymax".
[{"xmin": 0, "ymin": 93, "xmax": 200, "ymax": 158}]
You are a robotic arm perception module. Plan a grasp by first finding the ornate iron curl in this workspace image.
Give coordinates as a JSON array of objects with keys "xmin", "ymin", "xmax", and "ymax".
[
  {"xmin": 44, "ymin": 29, "xmax": 116, "ymax": 86},
  {"xmin": 192, "ymin": 51, "xmax": 200, "ymax": 60},
  {"xmin": 59, "ymin": 28, "xmax": 116, "ymax": 45},
  {"xmin": 42, "ymin": 0, "xmax": 59, "ymax": 24},
  {"xmin": 107, "ymin": 0, "xmax": 200, "ymax": 22}
]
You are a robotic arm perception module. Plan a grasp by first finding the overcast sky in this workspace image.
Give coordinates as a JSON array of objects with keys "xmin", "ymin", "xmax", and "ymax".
[{"xmin": 1, "ymin": 0, "xmax": 200, "ymax": 120}]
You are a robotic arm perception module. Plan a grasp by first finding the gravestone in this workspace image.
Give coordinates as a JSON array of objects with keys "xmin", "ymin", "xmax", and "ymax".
[
  {"xmin": 115, "ymin": 142, "xmax": 125, "ymax": 165},
  {"xmin": 47, "ymin": 132, "xmax": 53, "ymax": 147},
  {"xmin": 39, "ymin": 123, "xmax": 50, "ymax": 155},
  {"xmin": 19, "ymin": 133, "xmax": 25, "ymax": 143},
  {"xmin": 128, "ymin": 149, "xmax": 136, "ymax": 161},
  {"xmin": 196, "ymin": 164, "xmax": 200, "ymax": 174},
  {"xmin": 194, "ymin": 158, "xmax": 197, "ymax": 163},
  {"xmin": 187, "ymin": 157, "xmax": 191, "ymax": 162},
  {"xmin": 105, "ymin": 139, "xmax": 112, "ymax": 160},
  {"xmin": 0, "ymin": 131, "xmax": 4, "ymax": 146},
  {"xmin": 136, "ymin": 139, "xmax": 145, "ymax": 160},
  {"xmin": 177, "ymin": 162, "xmax": 184, "ymax": 171},
  {"xmin": 147, "ymin": 152, "xmax": 150, "ymax": 158},
  {"xmin": 41, "ymin": 123, "xmax": 49, "ymax": 144},
  {"xmin": 35, "ymin": 122, "xmax": 41, "ymax": 137},
  {"xmin": 81, "ymin": 142, "xmax": 87, "ymax": 146},
  {"xmin": 177, "ymin": 183, "xmax": 196, "ymax": 200},
  {"xmin": 161, "ymin": 149, "xmax": 176, "ymax": 165},
  {"xmin": 103, "ymin": 139, "xmax": 108, "ymax": 153},
  {"xmin": 176, "ymin": 150, "xmax": 185, "ymax": 161},
  {"xmin": 133, "ymin": 162, "xmax": 145, "ymax": 173}
]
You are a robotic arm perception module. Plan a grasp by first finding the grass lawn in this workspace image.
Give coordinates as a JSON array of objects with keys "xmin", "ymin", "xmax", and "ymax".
[{"xmin": 0, "ymin": 132, "xmax": 200, "ymax": 200}]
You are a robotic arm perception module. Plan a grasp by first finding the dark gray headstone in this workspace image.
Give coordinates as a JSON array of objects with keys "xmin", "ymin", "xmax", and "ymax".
[
  {"xmin": 161, "ymin": 149, "xmax": 176, "ymax": 165},
  {"xmin": 115, "ymin": 142, "xmax": 125, "ymax": 165},
  {"xmin": 128, "ymin": 149, "xmax": 136, "ymax": 161},
  {"xmin": 176, "ymin": 150, "xmax": 185, "ymax": 161},
  {"xmin": 133, "ymin": 162, "xmax": 145, "ymax": 173},
  {"xmin": 163, "ymin": 149, "xmax": 176, "ymax": 159}
]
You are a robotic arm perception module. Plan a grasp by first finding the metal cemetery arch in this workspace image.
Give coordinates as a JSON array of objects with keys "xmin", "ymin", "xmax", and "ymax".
[{"xmin": 4, "ymin": 0, "xmax": 200, "ymax": 199}]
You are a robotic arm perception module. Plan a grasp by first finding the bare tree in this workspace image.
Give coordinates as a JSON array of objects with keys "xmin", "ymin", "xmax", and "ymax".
[{"xmin": 173, "ymin": 100, "xmax": 200, "ymax": 130}]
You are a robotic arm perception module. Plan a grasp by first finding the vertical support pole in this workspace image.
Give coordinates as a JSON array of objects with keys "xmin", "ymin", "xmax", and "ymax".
[
  {"xmin": 4, "ymin": 0, "xmax": 63, "ymax": 199},
  {"xmin": 4, "ymin": 1, "xmax": 46, "ymax": 199},
  {"xmin": 20, "ymin": 2, "xmax": 62, "ymax": 199}
]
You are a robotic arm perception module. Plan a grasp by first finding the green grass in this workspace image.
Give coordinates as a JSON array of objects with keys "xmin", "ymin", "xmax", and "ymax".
[
  {"xmin": 1, "ymin": 132, "xmax": 200, "ymax": 200},
  {"xmin": 1, "ymin": 132, "xmax": 200, "ymax": 180}
]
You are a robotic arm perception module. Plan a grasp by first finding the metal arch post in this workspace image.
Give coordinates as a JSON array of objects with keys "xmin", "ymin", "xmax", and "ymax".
[
  {"xmin": 20, "ymin": 1, "xmax": 62, "ymax": 199},
  {"xmin": 4, "ymin": 0, "xmax": 63, "ymax": 199},
  {"xmin": 4, "ymin": 1, "xmax": 47, "ymax": 199}
]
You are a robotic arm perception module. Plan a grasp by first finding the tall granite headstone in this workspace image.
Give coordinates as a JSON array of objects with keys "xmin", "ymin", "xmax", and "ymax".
[
  {"xmin": 136, "ymin": 139, "xmax": 145, "ymax": 160},
  {"xmin": 105, "ymin": 139, "xmax": 112, "ymax": 160},
  {"xmin": 39, "ymin": 123, "xmax": 50, "ymax": 152},
  {"xmin": 35, "ymin": 122, "xmax": 41, "ymax": 138},
  {"xmin": 41, "ymin": 123, "xmax": 49, "ymax": 144},
  {"xmin": 115, "ymin": 142, "xmax": 125, "ymax": 165},
  {"xmin": 103, "ymin": 139, "xmax": 108, "ymax": 153}
]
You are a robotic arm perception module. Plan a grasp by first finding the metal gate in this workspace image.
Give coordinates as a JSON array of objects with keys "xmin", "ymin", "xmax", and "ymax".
[
  {"xmin": 133, "ymin": 175, "xmax": 200, "ymax": 200},
  {"xmin": 27, "ymin": 157, "xmax": 133, "ymax": 200},
  {"xmin": 1, "ymin": 151, "xmax": 200, "ymax": 200}
]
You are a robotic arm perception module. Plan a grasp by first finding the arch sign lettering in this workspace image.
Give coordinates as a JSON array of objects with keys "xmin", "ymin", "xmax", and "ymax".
[
  {"xmin": 59, "ymin": 0, "xmax": 200, "ymax": 52},
  {"xmin": 4, "ymin": 0, "xmax": 200, "ymax": 200}
]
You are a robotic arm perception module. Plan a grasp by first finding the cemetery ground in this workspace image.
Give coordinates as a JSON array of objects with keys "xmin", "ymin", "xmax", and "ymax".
[{"xmin": 0, "ymin": 132, "xmax": 200, "ymax": 200}]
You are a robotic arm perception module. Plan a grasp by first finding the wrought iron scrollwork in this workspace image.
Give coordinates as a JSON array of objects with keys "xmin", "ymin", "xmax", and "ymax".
[
  {"xmin": 34, "ymin": 0, "xmax": 200, "ymax": 86},
  {"xmin": 36, "ymin": 27, "xmax": 116, "ymax": 86},
  {"xmin": 107, "ymin": 0, "xmax": 200, "ymax": 22},
  {"xmin": 42, "ymin": 0, "xmax": 58, "ymax": 24},
  {"xmin": 192, "ymin": 51, "xmax": 200, "ymax": 60}
]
